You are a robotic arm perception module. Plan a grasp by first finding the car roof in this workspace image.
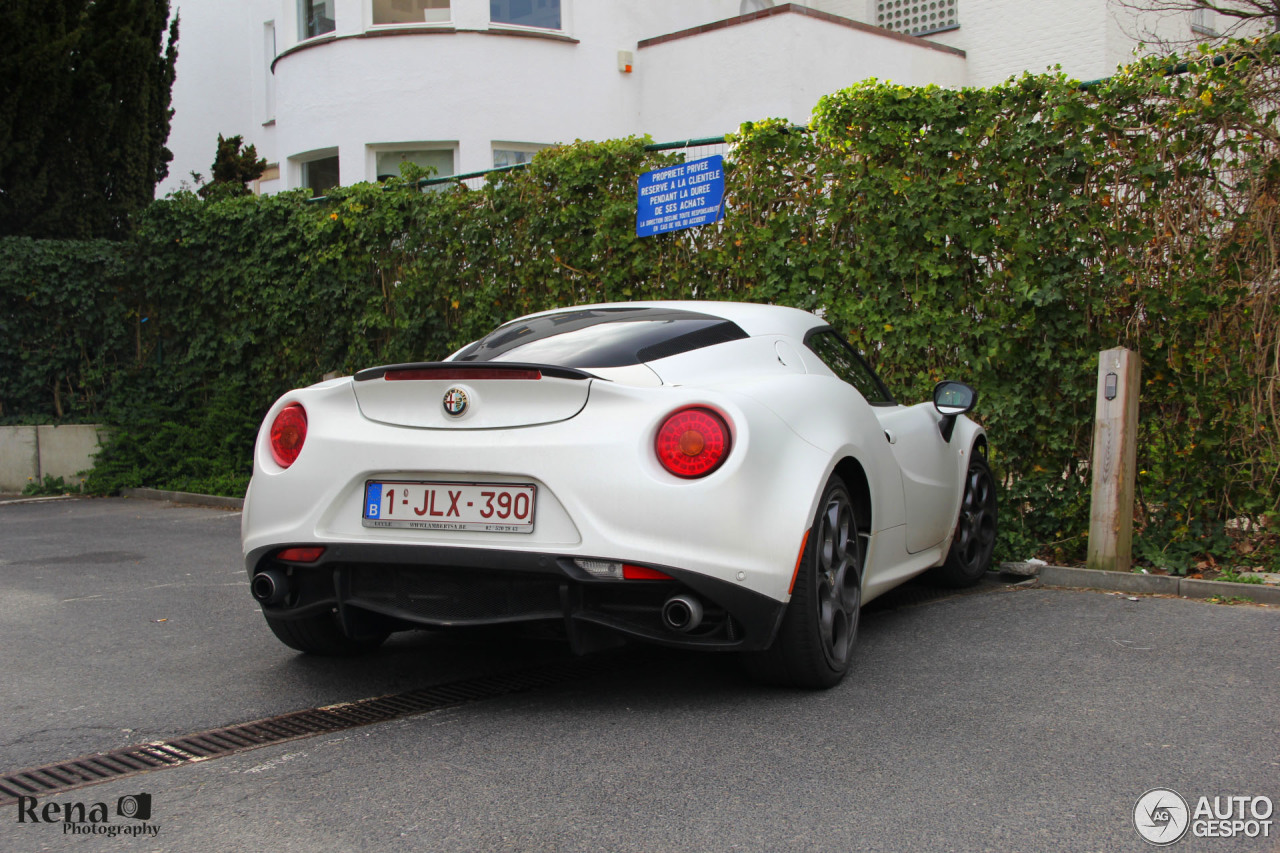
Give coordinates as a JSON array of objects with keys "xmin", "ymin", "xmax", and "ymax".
[{"xmin": 520, "ymin": 301, "xmax": 826, "ymax": 340}]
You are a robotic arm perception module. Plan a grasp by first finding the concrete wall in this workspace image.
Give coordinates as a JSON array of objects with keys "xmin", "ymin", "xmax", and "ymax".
[{"xmin": 0, "ymin": 426, "xmax": 107, "ymax": 493}]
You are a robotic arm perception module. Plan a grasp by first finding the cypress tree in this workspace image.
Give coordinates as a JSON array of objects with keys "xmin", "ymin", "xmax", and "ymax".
[{"xmin": 0, "ymin": 0, "xmax": 178, "ymax": 239}]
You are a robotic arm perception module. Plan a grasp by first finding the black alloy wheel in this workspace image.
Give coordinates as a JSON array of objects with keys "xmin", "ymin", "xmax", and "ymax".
[
  {"xmin": 743, "ymin": 475, "xmax": 863, "ymax": 689},
  {"xmin": 930, "ymin": 454, "xmax": 998, "ymax": 588}
]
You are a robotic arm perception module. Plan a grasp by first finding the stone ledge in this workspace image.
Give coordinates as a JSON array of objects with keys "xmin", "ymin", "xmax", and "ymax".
[
  {"xmin": 1007, "ymin": 563, "xmax": 1280, "ymax": 605},
  {"xmin": 121, "ymin": 488, "xmax": 244, "ymax": 510}
]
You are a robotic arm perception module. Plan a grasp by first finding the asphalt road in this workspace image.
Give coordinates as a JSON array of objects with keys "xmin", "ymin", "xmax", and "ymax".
[{"xmin": 1, "ymin": 497, "xmax": 1278, "ymax": 853}]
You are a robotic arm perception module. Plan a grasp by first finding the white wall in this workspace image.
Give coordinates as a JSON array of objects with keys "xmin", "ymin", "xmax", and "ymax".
[
  {"xmin": 163, "ymin": 0, "xmax": 1251, "ymax": 199},
  {"xmin": 638, "ymin": 11, "xmax": 966, "ymax": 140},
  {"xmin": 159, "ymin": 0, "xmax": 276, "ymax": 197}
]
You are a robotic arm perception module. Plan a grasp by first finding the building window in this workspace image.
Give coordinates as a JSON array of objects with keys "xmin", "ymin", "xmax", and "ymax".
[
  {"xmin": 375, "ymin": 148, "xmax": 455, "ymax": 182},
  {"xmin": 1190, "ymin": 8, "xmax": 1218, "ymax": 35},
  {"xmin": 300, "ymin": 0, "xmax": 336, "ymax": 40},
  {"xmin": 301, "ymin": 154, "xmax": 340, "ymax": 196},
  {"xmin": 491, "ymin": 0, "xmax": 561, "ymax": 30},
  {"xmin": 875, "ymin": 0, "xmax": 957, "ymax": 36},
  {"xmin": 493, "ymin": 144, "xmax": 547, "ymax": 168},
  {"xmin": 373, "ymin": 0, "xmax": 449, "ymax": 25},
  {"xmin": 263, "ymin": 22, "xmax": 276, "ymax": 123}
]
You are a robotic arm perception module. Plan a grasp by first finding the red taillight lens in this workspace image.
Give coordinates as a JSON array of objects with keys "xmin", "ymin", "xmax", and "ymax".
[
  {"xmin": 269, "ymin": 403, "xmax": 307, "ymax": 468},
  {"xmin": 655, "ymin": 407, "xmax": 731, "ymax": 478},
  {"xmin": 276, "ymin": 546, "xmax": 325, "ymax": 563},
  {"xmin": 623, "ymin": 564, "xmax": 674, "ymax": 581}
]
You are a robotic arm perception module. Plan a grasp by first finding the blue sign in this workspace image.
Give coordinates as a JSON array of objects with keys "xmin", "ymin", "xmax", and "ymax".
[{"xmin": 636, "ymin": 155, "xmax": 725, "ymax": 237}]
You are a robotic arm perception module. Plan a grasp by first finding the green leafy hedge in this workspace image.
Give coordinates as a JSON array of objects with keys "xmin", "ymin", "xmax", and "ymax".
[{"xmin": 4, "ymin": 39, "xmax": 1277, "ymax": 567}]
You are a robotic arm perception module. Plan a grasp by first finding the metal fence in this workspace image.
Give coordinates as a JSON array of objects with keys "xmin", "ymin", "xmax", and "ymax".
[{"xmin": 416, "ymin": 135, "xmax": 732, "ymax": 192}]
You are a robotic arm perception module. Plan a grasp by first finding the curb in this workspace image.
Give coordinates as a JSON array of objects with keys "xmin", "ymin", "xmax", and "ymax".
[
  {"xmin": 120, "ymin": 487, "xmax": 244, "ymax": 510},
  {"xmin": 1004, "ymin": 563, "xmax": 1280, "ymax": 606},
  {"xmin": 0, "ymin": 494, "xmax": 80, "ymax": 506}
]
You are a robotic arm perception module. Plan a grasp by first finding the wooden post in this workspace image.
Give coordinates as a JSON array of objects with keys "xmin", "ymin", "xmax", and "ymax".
[{"xmin": 1087, "ymin": 347, "xmax": 1141, "ymax": 573}]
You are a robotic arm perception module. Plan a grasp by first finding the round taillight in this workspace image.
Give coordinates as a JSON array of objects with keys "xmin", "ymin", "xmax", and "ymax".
[
  {"xmin": 655, "ymin": 407, "xmax": 731, "ymax": 478},
  {"xmin": 269, "ymin": 404, "xmax": 307, "ymax": 468}
]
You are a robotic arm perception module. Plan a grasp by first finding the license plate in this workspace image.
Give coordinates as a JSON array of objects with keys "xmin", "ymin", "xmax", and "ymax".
[{"xmin": 363, "ymin": 481, "xmax": 536, "ymax": 532}]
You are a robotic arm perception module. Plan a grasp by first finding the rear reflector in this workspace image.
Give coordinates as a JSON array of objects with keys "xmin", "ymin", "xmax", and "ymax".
[
  {"xmin": 276, "ymin": 547, "xmax": 326, "ymax": 563},
  {"xmin": 622, "ymin": 564, "xmax": 674, "ymax": 581},
  {"xmin": 385, "ymin": 367, "xmax": 541, "ymax": 381}
]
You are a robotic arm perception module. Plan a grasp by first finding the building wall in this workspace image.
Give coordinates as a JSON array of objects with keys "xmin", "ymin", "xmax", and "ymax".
[
  {"xmin": 637, "ymin": 10, "xmax": 965, "ymax": 140},
  {"xmin": 158, "ymin": 0, "xmax": 1241, "ymax": 199},
  {"xmin": 161, "ymin": 0, "xmax": 274, "ymax": 195}
]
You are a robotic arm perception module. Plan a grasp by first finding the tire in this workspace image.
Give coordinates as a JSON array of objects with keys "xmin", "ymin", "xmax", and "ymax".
[
  {"xmin": 928, "ymin": 453, "xmax": 998, "ymax": 588},
  {"xmin": 744, "ymin": 476, "xmax": 863, "ymax": 689},
  {"xmin": 263, "ymin": 611, "xmax": 389, "ymax": 656}
]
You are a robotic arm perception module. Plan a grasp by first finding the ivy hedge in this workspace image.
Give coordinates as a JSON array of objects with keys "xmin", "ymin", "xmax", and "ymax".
[{"xmin": 2, "ymin": 39, "xmax": 1277, "ymax": 568}]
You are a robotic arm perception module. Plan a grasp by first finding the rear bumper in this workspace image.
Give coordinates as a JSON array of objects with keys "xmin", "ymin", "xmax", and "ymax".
[{"xmin": 246, "ymin": 543, "xmax": 787, "ymax": 652}]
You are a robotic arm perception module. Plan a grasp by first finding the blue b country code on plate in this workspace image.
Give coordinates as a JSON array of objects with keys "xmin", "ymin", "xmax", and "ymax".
[{"xmin": 636, "ymin": 155, "xmax": 725, "ymax": 237}]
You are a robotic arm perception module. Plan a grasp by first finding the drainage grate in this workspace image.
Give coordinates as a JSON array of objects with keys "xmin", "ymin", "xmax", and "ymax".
[{"xmin": 0, "ymin": 656, "xmax": 621, "ymax": 805}]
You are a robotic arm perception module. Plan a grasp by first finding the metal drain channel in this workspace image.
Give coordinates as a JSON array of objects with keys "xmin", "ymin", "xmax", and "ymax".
[{"xmin": 0, "ymin": 656, "xmax": 618, "ymax": 805}]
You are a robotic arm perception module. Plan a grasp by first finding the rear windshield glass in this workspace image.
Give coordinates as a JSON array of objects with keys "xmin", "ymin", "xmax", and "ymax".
[{"xmin": 453, "ymin": 307, "xmax": 748, "ymax": 368}]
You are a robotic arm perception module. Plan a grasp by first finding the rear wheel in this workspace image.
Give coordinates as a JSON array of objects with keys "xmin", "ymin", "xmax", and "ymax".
[
  {"xmin": 744, "ymin": 476, "xmax": 862, "ymax": 689},
  {"xmin": 928, "ymin": 454, "xmax": 998, "ymax": 588},
  {"xmin": 263, "ymin": 611, "xmax": 389, "ymax": 656}
]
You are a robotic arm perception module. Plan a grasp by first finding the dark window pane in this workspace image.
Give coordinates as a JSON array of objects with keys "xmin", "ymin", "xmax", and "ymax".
[
  {"xmin": 806, "ymin": 330, "xmax": 894, "ymax": 404},
  {"xmin": 491, "ymin": 0, "xmax": 560, "ymax": 29},
  {"xmin": 303, "ymin": 155, "xmax": 340, "ymax": 196},
  {"xmin": 456, "ymin": 307, "xmax": 747, "ymax": 368}
]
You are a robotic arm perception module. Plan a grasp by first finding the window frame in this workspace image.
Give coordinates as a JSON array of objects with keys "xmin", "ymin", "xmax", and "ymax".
[
  {"xmin": 369, "ymin": 0, "xmax": 452, "ymax": 29},
  {"xmin": 803, "ymin": 327, "xmax": 897, "ymax": 406},
  {"xmin": 368, "ymin": 143, "xmax": 458, "ymax": 184},
  {"xmin": 489, "ymin": 0, "xmax": 566, "ymax": 33},
  {"xmin": 298, "ymin": 0, "xmax": 337, "ymax": 41}
]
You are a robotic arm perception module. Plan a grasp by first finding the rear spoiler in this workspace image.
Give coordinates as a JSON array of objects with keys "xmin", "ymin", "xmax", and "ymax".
[{"xmin": 353, "ymin": 362, "xmax": 596, "ymax": 382}]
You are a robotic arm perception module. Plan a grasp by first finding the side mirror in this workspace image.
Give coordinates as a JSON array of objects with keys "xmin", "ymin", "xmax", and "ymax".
[{"xmin": 933, "ymin": 381, "xmax": 976, "ymax": 442}]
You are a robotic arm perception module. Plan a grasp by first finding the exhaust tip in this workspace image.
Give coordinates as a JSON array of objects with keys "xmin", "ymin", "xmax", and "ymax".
[
  {"xmin": 251, "ymin": 569, "xmax": 289, "ymax": 606},
  {"xmin": 661, "ymin": 594, "xmax": 704, "ymax": 633}
]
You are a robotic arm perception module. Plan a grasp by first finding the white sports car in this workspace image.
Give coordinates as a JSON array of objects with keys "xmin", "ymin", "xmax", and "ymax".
[{"xmin": 242, "ymin": 301, "xmax": 996, "ymax": 688}]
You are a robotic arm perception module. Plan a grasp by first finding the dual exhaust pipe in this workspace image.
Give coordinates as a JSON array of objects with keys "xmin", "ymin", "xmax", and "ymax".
[{"xmin": 661, "ymin": 593, "xmax": 703, "ymax": 633}]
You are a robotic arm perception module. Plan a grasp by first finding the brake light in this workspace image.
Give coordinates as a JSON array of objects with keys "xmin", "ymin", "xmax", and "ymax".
[
  {"xmin": 655, "ymin": 407, "xmax": 731, "ymax": 478},
  {"xmin": 269, "ymin": 404, "xmax": 307, "ymax": 468},
  {"xmin": 384, "ymin": 367, "xmax": 541, "ymax": 381}
]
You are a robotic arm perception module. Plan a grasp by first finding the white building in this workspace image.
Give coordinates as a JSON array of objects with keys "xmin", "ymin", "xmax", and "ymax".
[{"xmin": 159, "ymin": 0, "xmax": 1235, "ymax": 198}]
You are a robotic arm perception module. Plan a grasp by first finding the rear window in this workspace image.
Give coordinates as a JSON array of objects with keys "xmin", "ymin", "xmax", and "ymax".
[{"xmin": 453, "ymin": 307, "xmax": 748, "ymax": 368}]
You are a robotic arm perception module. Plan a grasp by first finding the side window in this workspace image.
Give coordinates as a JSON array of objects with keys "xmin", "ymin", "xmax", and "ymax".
[{"xmin": 806, "ymin": 330, "xmax": 894, "ymax": 405}]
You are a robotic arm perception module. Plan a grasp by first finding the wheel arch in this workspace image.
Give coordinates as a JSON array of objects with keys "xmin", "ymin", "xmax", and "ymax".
[{"xmin": 831, "ymin": 456, "xmax": 872, "ymax": 539}]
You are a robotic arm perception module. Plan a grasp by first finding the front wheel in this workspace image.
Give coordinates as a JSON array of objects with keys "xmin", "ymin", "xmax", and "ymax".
[
  {"xmin": 928, "ymin": 454, "xmax": 998, "ymax": 588},
  {"xmin": 264, "ymin": 611, "xmax": 389, "ymax": 656},
  {"xmin": 743, "ymin": 475, "xmax": 863, "ymax": 689}
]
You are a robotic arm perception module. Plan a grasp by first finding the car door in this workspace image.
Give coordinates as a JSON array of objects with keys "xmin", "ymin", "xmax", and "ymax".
[{"xmin": 804, "ymin": 330, "xmax": 959, "ymax": 554}]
